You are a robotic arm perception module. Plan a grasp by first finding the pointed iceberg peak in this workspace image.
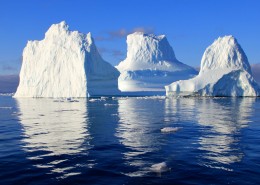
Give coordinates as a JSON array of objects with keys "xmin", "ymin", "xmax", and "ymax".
[
  {"xmin": 86, "ymin": 32, "xmax": 94, "ymax": 45},
  {"xmin": 45, "ymin": 21, "xmax": 70, "ymax": 37},
  {"xmin": 57, "ymin": 20, "xmax": 69, "ymax": 30},
  {"xmin": 87, "ymin": 32, "xmax": 92, "ymax": 39},
  {"xmin": 212, "ymin": 35, "xmax": 239, "ymax": 50},
  {"xmin": 217, "ymin": 35, "xmax": 235, "ymax": 41},
  {"xmin": 200, "ymin": 35, "xmax": 251, "ymax": 74}
]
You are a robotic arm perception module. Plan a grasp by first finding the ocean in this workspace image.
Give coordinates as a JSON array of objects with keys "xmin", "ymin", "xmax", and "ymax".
[{"xmin": 0, "ymin": 95, "xmax": 260, "ymax": 185}]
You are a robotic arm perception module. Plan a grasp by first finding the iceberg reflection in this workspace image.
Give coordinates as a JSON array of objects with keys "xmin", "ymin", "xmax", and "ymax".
[
  {"xmin": 16, "ymin": 98, "xmax": 92, "ymax": 178},
  {"xmin": 164, "ymin": 97, "xmax": 198, "ymax": 123},
  {"xmin": 197, "ymin": 98, "xmax": 255, "ymax": 167},
  {"xmin": 116, "ymin": 97, "xmax": 165, "ymax": 176}
]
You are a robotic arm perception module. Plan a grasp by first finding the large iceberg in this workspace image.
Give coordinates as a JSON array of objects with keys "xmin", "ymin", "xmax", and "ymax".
[
  {"xmin": 116, "ymin": 32, "xmax": 197, "ymax": 92},
  {"xmin": 165, "ymin": 36, "xmax": 260, "ymax": 97},
  {"xmin": 14, "ymin": 21, "xmax": 120, "ymax": 98}
]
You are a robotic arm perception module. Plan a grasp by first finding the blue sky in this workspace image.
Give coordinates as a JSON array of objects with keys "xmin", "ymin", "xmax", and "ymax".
[{"xmin": 0, "ymin": 0, "xmax": 260, "ymax": 75}]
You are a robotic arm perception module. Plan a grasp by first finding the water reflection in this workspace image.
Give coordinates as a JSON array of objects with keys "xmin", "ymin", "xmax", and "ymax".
[
  {"xmin": 196, "ymin": 98, "xmax": 255, "ymax": 168},
  {"xmin": 116, "ymin": 97, "xmax": 165, "ymax": 176},
  {"xmin": 164, "ymin": 97, "xmax": 255, "ymax": 170},
  {"xmin": 164, "ymin": 97, "xmax": 198, "ymax": 123},
  {"xmin": 16, "ymin": 98, "xmax": 91, "ymax": 178},
  {"xmin": 14, "ymin": 96, "xmax": 257, "ymax": 179}
]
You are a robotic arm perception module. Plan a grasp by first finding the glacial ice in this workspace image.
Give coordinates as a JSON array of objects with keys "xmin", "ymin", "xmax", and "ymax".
[
  {"xmin": 116, "ymin": 32, "xmax": 197, "ymax": 92},
  {"xmin": 14, "ymin": 21, "xmax": 120, "ymax": 98},
  {"xmin": 165, "ymin": 36, "xmax": 260, "ymax": 97}
]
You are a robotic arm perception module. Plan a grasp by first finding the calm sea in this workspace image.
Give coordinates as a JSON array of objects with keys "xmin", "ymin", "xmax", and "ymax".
[{"xmin": 0, "ymin": 95, "xmax": 260, "ymax": 185}]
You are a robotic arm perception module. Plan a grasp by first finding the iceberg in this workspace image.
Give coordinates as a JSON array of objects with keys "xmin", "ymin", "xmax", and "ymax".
[
  {"xmin": 14, "ymin": 21, "xmax": 120, "ymax": 98},
  {"xmin": 165, "ymin": 36, "xmax": 260, "ymax": 97},
  {"xmin": 116, "ymin": 32, "xmax": 197, "ymax": 93}
]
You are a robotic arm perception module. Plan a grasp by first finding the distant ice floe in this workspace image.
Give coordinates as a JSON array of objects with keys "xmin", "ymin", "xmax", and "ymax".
[
  {"xmin": 161, "ymin": 127, "xmax": 180, "ymax": 133},
  {"xmin": 0, "ymin": 93, "xmax": 14, "ymax": 96},
  {"xmin": 150, "ymin": 162, "xmax": 170, "ymax": 173},
  {"xmin": 0, "ymin": 106, "xmax": 13, "ymax": 109},
  {"xmin": 136, "ymin": 96, "xmax": 166, "ymax": 100},
  {"xmin": 88, "ymin": 99, "xmax": 99, "ymax": 102},
  {"xmin": 53, "ymin": 98, "xmax": 79, "ymax": 103},
  {"xmin": 104, "ymin": 103, "xmax": 116, "ymax": 106}
]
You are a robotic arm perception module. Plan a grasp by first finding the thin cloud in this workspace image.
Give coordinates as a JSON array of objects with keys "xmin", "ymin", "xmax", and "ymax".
[
  {"xmin": 95, "ymin": 36, "xmax": 107, "ymax": 41},
  {"xmin": 132, "ymin": 27, "xmax": 154, "ymax": 34},
  {"xmin": 95, "ymin": 27, "xmax": 155, "ymax": 41},
  {"xmin": 2, "ymin": 64, "xmax": 17, "ymax": 71},
  {"xmin": 251, "ymin": 63, "xmax": 260, "ymax": 84},
  {"xmin": 108, "ymin": 29, "xmax": 128, "ymax": 38},
  {"xmin": 111, "ymin": 50, "xmax": 124, "ymax": 57},
  {"xmin": 0, "ymin": 57, "xmax": 21, "ymax": 75},
  {"xmin": 97, "ymin": 47, "xmax": 109, "ymax": 54},
  {"xmin": 97, "ymin": 47, "xmax": 125, "ymax": 58}
]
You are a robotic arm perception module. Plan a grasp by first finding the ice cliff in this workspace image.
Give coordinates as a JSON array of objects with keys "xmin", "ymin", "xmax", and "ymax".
[
  {"xmin": 116, "ymin": 32, "xmax": 197, "ymax": 92},
  {"xmin": 165, "ymin": 36, "xmax": 260, "ymax": 96},
  {"xmin": 14, "ymin": 21, "xmax": 120, "ymax": 97}
]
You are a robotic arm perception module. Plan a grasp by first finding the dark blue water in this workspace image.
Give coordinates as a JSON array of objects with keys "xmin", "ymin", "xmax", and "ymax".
[{"xmin": 0, "ymin": 95, "xmax": 260, "ymax": 185}]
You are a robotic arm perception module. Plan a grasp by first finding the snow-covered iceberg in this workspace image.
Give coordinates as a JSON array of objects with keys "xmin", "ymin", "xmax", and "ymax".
[
  {"xmin": 165, "ymin": 36, "xmax": 260, "ymax": 97},
  {"xmin": 116, "ymin": 32, "xmax": 197, "ymax": 92},
  {"xmin": 14, "ymin": 21, "xmax": 120, "ymax": 98}
]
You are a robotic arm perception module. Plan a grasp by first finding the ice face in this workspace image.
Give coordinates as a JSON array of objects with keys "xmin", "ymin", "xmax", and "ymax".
[
  {"xmin": 165, "ymin": 36, "xmax": 260, "ymax": 97},
  {"xmin": 14, "ymin": 21, "xmax": 120, "ymax": 98}
]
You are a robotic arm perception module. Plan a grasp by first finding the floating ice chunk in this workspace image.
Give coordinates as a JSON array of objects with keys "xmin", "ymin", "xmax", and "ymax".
[
  {"xmin": 161, "ymin": 127, "xmax": 180, "ymax": 133},
  {"xmin": 0, "ymin": 93, "xmax": 14, "ymax": 96},
  {"xmin": 136, "ymin": 96, "xmax": 166, "ymax": 100},
  {"xmin": 0, "ymin": 107, "xmax": 13, "ymax": 109},
  {"xmin": 104, "ymin": 103, "xmax": 115, "ymax": 106},
  {"xmin": 88, "ymin": 99, "xmax": 99, "ymax": 102},
  {"xmin": 150, "ymin": 162, "xmax": 170, "ymax": 173}
]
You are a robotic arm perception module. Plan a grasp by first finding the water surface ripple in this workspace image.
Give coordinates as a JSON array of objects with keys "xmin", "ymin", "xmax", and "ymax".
[{"xmin": 0, "ymin": 96, "xmax": 260, "ymax": 185}]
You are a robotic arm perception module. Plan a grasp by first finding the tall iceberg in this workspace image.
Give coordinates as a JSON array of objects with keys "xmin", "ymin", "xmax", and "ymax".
[
  {"xmin": 165, "ymin": 36, "xmax": 260, "ymax": 96},
  {"xmin": 116, "ymin": 32, "xmax": 197, "ymax": 92},
  {"xmin": 14, "ymin": 21, "xmax": 120, "ymax": 98}
]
